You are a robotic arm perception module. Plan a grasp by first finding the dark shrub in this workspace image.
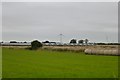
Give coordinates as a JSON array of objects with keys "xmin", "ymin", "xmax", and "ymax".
[
  {"xmin": 31, "ymin": 40, "xmax": 43, "ymax": 50},
  {"xmin": 70, "ymin": 39, "xmax": 77, "ymax": 44}
]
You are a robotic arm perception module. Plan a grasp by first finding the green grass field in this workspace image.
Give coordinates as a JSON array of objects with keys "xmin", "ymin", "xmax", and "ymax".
[
  {"xmin": 0, "ymin": 47, "xmax": 2, "ymax": 78},
  {"xmin": 2, "ymin": 48, "xmax": 118, "ymax": 78}
]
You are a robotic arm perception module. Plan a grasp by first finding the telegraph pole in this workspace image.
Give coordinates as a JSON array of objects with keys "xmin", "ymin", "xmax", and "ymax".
[
  {"xmin": 59, "ymin": 34, "xmax": 63, "ymax": 43},
  {"xmin": 106, "ymin": 35, "xmax": 109, "ymax": 43}
]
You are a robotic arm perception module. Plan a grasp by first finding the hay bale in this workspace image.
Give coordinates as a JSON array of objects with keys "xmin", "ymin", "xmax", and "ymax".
[
  {"xmin": 103, "ymin": 50, "xmax": 111, "ymax": 55},
  {"xmin": 85, "ymin": 49, "xmax": 92, "ymax": 54},
  {"xmin": 98, "ymin": 50, "xmax": 103, "ymax": 55},
  {"xmin": 85, "ymin": 49, "xmax": 119, "ymax": 56},
  {"xmin": 111, "ymin": 50, "xmax": 118, "ymax": 55},
  {"xmin": 104, "ymin": 50, "xmax": 118, "ymax": 55}
]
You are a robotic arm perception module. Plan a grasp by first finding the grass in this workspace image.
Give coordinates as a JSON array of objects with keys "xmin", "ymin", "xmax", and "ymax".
[
  {"xmin": 2, "ymin": 48, "xmax": 118, "ymax": 78},
  {"xmin": 0, "ymin": 47, "xmax": 2, "ymax": 78}
]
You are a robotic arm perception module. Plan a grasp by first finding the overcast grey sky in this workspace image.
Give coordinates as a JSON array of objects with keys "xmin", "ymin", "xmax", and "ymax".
[{"xmin": 2, "ymin": 2, "xmax": 118, "ymax": 43}]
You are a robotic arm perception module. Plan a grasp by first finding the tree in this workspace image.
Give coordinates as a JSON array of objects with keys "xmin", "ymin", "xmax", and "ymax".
[
  {"xmin": 78, "ymin": 40, "xmax": 84, "ymax": 44},
  {"xmin": 31, "ymin": 40, "xmax": 43, "ymax": 50},
  {"xmin": 85, "ymin": 39, "xmax": 89, "ymax": 44},
  {"xmin": 43, "ymin": 41, "xmax": 49, "ymax": 43},
  {"xmin": 24, "ymin": 41, "xmax": 27, "ymax": 43},
  {"xmin": 10, "ymin": 41, "xmax": 17, "ymax": 43},
  {"xmin": 70, "ymin": 39, "xmax": 77, "ymax": 44}
]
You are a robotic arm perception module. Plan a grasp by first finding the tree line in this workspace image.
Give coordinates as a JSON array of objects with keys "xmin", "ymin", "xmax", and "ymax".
[
  {"xmin": 70, "ymin": 39, "xmax": 89, "ymax": 44},
  {"xmin": 30, "ymin": 39, "xmax": 89, "ymax": 50}
]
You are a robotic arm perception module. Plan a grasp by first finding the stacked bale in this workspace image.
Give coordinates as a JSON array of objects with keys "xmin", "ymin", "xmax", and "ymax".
[
  {"xmin": 85, "ymin": 49, "xmax": 119, "ymax": 56},
  {"xmin": 84, "ymin": 49, "xmax": 92, "ymax": 55}
]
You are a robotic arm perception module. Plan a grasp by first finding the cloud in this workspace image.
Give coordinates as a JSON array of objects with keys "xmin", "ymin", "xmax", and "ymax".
[{"xmin": 2, "ymin": 2, "xmax": 118, "ymax": 42}]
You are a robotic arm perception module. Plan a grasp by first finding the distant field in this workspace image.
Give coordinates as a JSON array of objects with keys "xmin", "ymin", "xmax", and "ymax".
[{"xmin": 2, "ymin": 48, "xmax": 118, "ymax": 78}]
